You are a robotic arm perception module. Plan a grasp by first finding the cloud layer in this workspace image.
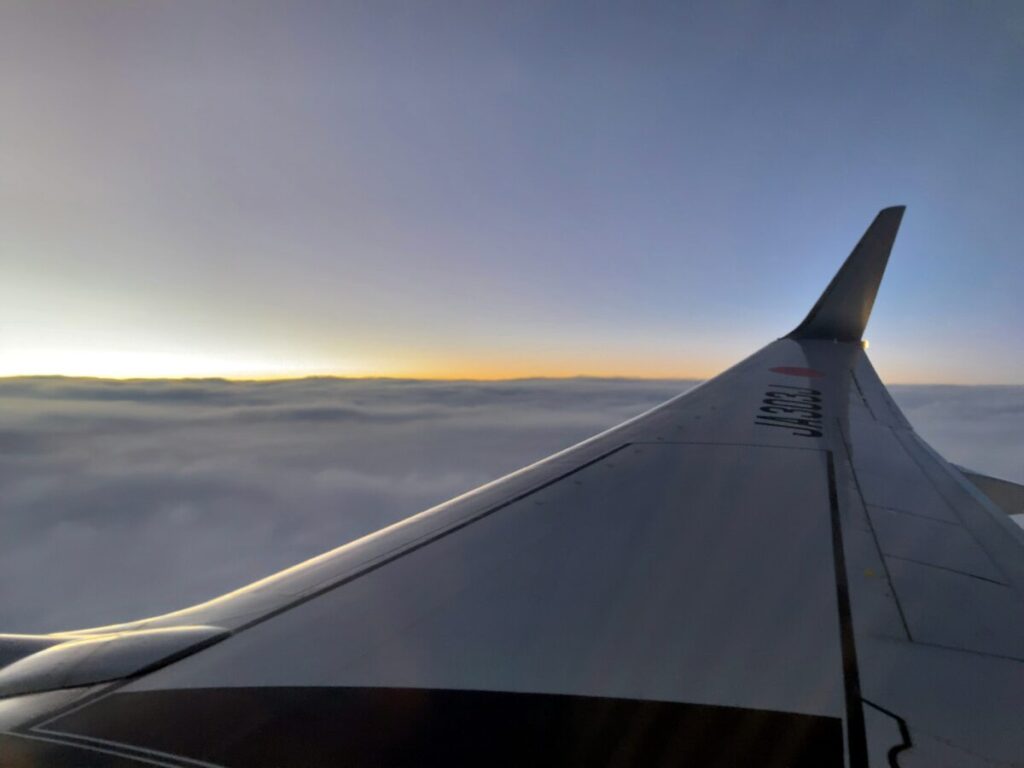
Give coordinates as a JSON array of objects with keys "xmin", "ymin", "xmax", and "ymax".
[{"xmin": 1, "ymin": 377, "xmax": 1020, "ymax": 633}]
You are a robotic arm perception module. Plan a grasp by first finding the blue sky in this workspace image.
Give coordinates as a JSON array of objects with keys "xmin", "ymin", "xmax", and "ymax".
[{"xmin": 2, "ymin": 1, "xmax": 1022, "ymax": 381}]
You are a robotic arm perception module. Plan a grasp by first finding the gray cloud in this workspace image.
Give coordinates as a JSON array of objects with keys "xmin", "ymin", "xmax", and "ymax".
[
  {"xmin": 0, "ymin": 377, "xmax": 1021, "ymax": 634},
  {"xmin": 888, "ymin": 385, "xmax": 1024, "ymax": 484}
]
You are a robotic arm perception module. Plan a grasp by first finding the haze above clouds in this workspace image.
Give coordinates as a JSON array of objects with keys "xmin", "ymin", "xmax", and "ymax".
[{"xmin": 1, "ymin": 377, "xmax": 1021, "ymax": 634}]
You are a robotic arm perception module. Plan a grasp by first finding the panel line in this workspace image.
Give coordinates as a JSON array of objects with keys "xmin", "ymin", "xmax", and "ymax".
[{"xmin": 827, "ymin": 450, "xmax": 868, "ymax": 768}]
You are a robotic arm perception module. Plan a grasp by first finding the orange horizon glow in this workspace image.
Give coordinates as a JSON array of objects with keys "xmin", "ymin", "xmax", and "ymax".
[
  {"xmin": 0, "ymin": 360, "xmax": 722, "ymax": 383},
  {"xmin": 0, "ymin": 337, "xmax": 1013, "ymax": 386},
  {"xmin": 0, "ymin": 361, "xmax": 1012, "ymax": 387},
  {"xmin": 0, "ymin": 342, "xmax": 729, "ymax": 382}
]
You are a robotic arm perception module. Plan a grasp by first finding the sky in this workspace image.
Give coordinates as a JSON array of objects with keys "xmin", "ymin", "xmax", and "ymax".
[
  {"xmin": 1, "ymin": 376, "xmax": 1021, "ymax": 634},
  {"xmin": 1, "ymin": 1, "xmax": 1023, "ymax": 383}
]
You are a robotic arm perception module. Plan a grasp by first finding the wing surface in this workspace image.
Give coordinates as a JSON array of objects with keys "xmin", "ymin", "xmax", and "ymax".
[
  {"xmin": 955, "ymin": 466, "xmax": 1024, "ymax": 518},
  {"xmin": 2, "ymin": 208, "xmax": 1023, "ymax": 767}
]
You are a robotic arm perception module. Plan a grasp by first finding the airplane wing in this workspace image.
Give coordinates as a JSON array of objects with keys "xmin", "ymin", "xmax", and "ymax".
[
  {"xmin": 955, "ymin": 465, "xmax": 1024, "ymax": 519},
  {"xmin": 2, "ymin": 207, "xmax": 1023, "ymax": 767}
]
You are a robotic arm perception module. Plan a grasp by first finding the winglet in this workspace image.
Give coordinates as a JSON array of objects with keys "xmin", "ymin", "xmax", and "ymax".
[{"xmin": 788, "ymin": 206, "xmax": 906, "ymax": 342}]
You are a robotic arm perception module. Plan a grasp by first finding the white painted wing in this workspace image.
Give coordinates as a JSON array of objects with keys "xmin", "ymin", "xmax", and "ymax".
[{"xmin": 2, "ymin": 208, "xmax": 1023, "ymax": 767}]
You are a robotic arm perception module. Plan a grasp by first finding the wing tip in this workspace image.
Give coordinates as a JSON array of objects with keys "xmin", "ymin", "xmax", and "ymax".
[
  {"xmin": 788, "ymin": 206, "xmax": 907, "ymax": 342},
  {"xmin": 877, "ymin": 204, "xmax": 907, "ymax": 230}
]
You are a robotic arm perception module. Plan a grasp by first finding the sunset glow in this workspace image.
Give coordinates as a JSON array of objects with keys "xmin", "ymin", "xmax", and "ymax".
[
  {"xmin": 2, "ymin": 2, "xmax": 1021, "ymax": 385},
  {"xmin": 0, "ymin": 347, "xmax": 367, "ymax": 381}
]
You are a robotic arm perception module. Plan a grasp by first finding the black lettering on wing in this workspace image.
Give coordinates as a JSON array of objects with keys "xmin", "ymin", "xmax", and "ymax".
[
  {"xmin": 753, "ymin": 383, "xmax": 825, "ymax": 438},
  {"xmin": 760, "ymin": 405, "xmax": 821, "ymax": 418},
  {"xmin": 755, "ymin": 415, "xmax": 820, "ymax": 429}
]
